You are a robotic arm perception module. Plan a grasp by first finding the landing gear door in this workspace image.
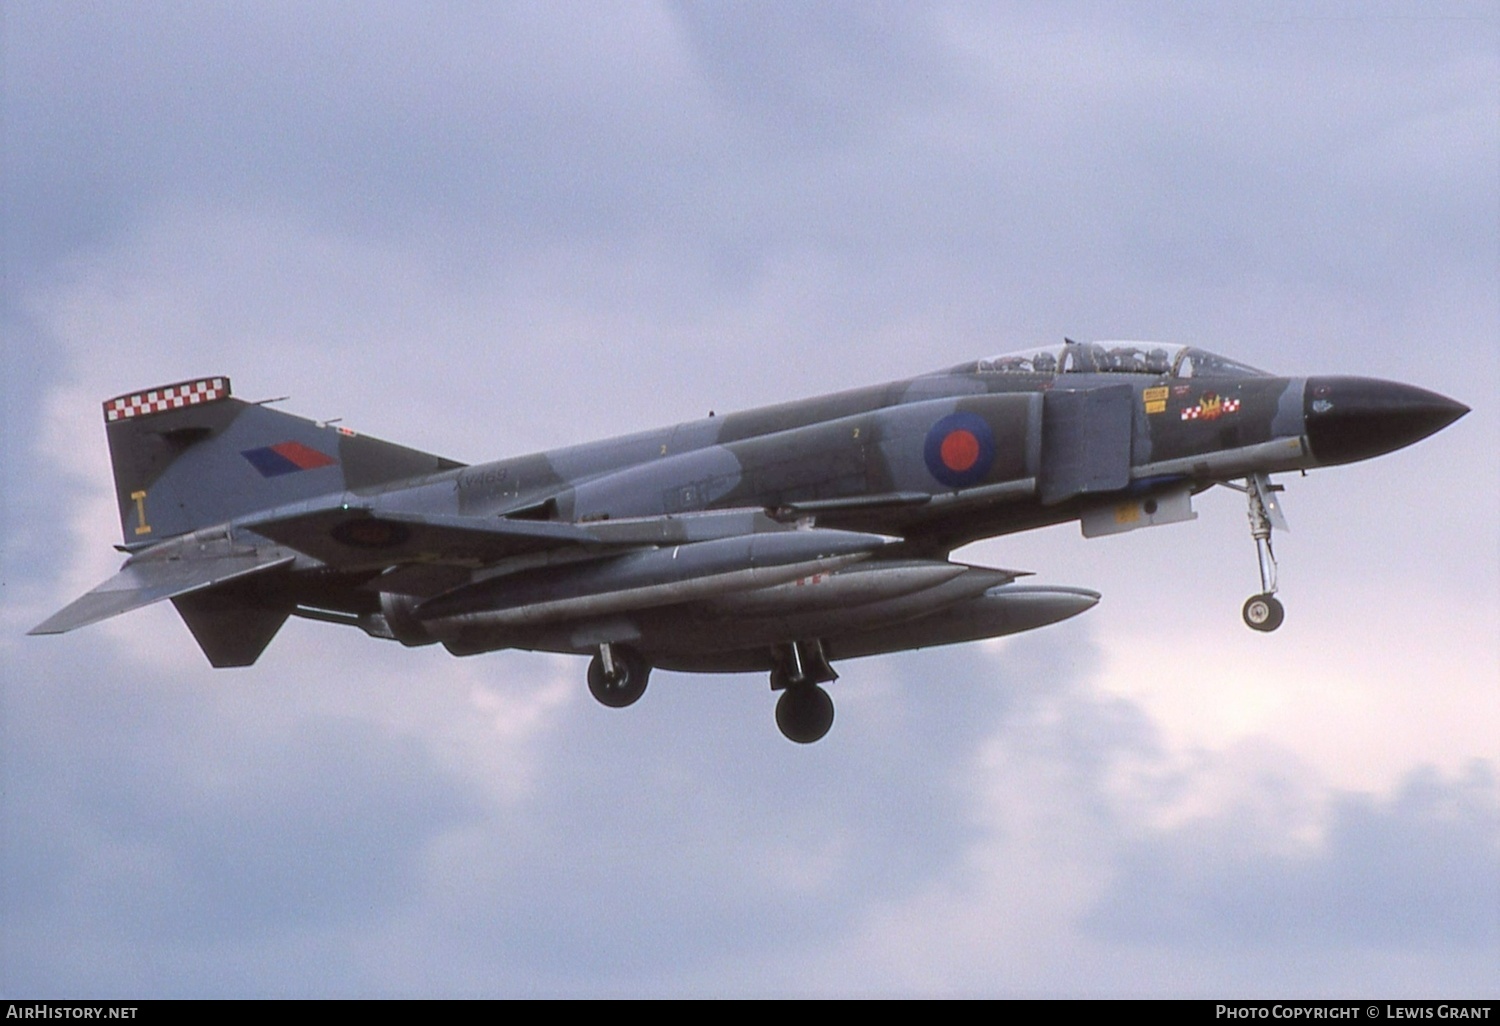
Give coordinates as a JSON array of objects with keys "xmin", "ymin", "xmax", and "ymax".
[{"xmin": 1039, "ymin": 385, "xmax": 1133, "ymax": 505}]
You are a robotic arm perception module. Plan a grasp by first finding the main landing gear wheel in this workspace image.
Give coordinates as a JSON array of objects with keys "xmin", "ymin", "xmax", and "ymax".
[
  {"xmin": 770, "ymin": 639, "xmax": 838, "ymax": 743},
  {"xmin": 587, "ymin": 644, "xmax": 650, "ymax": 708},
  {"xmin": 775, "ymin": 685, "xmax": 835, "ymax": 744},
  {"xmin": 1242, "ymin": 593, "xmax": 1285, "ymax": 633}
]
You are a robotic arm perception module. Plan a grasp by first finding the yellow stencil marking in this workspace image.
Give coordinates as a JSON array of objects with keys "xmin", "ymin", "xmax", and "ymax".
[
  {"xmin": 131, "ymin": 490, "xmax": 152, "ymax": 534},
  {"xmin": 1114, "ymin": 502, "xmax": 1140, "ymax": 525}
]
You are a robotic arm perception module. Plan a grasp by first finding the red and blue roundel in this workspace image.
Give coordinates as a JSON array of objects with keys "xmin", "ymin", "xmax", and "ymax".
[{"xmin": 924, "ymin": 411, "xmax": 995, "ymax": 488}]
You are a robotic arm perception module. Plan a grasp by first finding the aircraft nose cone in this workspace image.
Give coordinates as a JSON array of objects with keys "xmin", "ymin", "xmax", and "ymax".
[{"xmin": 1304, "ymin": 376, "xmax": 1469, "ymax": 467}]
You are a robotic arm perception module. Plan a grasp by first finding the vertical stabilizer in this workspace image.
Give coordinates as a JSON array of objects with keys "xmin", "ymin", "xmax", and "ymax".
[{"xmin": 102, "ymin": 376, "xmax": 464, "ymax": 543}]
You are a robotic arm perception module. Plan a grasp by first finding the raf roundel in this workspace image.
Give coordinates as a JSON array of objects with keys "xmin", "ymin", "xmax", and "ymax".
[{"xmin": 923, "ymin": 411, "xmax": 996, "ymax": 488}]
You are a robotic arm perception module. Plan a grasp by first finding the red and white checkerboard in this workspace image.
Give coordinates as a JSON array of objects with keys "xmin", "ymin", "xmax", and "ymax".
[
  {"xmin": 1180, "ymin": 397, "xmax": 1241, "ymax": 420},
  {"xmin": 103, "ymin": 377, "xmax": 231, "ymax": 422}
]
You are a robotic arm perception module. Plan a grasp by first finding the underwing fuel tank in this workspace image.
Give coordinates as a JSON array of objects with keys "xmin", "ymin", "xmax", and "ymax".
[
  {"xmin": 698, "ymin": 559, "xmax": 970, "ymax": 617},
  {"xmin": 825, "ymin": 584, "xmax": 1102, "ymax": 661},
  {"xmin": 413, "ymin": 528, "xmax": 895, "ymax": 632},
  {"xmin": 642, "ymin": 580, "xmax": 1099, "ymax": 673},
  {"xmin": 435, "ymin": 560, "xmax": 1024, "ymax": 659},
  {"xmin": 683, "ymin": 562, "xmax": 1020, "ymax": 646}
]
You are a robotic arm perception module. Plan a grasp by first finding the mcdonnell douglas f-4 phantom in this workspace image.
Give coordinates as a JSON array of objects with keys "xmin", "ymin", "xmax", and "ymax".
[{"xmin": 32, "ymin": 340, "xmax": 1467, "ymax": 742}]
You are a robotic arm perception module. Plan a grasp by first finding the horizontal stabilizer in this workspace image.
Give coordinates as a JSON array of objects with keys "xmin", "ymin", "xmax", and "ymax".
[
  {"xmin": 242, "ymin": 504, "xmax": 600, "ymax": 570},
  {"xmin": 29, "ymin": 551, "xmax": 294, "ymax": 635}
]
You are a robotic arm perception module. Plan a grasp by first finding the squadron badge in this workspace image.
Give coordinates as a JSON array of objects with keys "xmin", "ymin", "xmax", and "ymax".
[{"xmin": 1181, "ymin": 392, "xmax": 1241, "ymax": 421}]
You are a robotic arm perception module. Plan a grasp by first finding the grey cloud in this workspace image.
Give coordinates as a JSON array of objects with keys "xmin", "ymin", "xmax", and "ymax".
[
  {"xmin": 671, "ymin": 0, "xmax": 952, "ymax": 148},
  {"xmin": 12, "ymin": 2, "xmax": 1491, "ymax": 285},
  {"xmin": 5, "ymin": 3, "xmax": 702, "ymax": 268},
  {"xmin": 348, "ymin": 639, "xmax": 1084, "ymax": 990},
  {"xmin": 5, "ymin": 558, "xmax": 1495, "ymax": 994},
  {"xmin": 1, "ymin": 644, "xmax": 483, "ymax": 994},
  {"xmin": 0, "ymin": 613, "xmax": 1102, "ymax": 995},
  {"xmin": 5, "ymin": 0, "xmax": 1493, "ymax": 412},
  {"xmin": 1086, "ymin": 761, "xmax": 1500, "ymax": 951}
]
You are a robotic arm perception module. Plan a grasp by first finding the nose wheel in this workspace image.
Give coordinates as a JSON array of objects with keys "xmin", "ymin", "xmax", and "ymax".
[
  {"xmin": 1229, "ymin": 473, "xmax": 1289, "ymax": 632},
  {"xmin": 1242, "ymin": 593, "xmax": 1285, "ymax": 632}
]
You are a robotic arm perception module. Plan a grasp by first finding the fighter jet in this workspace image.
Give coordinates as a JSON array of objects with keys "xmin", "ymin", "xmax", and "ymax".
[{"xmin": 31, "ymin": 340, "xmax": 1467, "ymax": 742}]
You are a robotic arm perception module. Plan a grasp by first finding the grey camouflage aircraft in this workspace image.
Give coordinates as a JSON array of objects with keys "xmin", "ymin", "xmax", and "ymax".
[{"xmin": 32, "ymin": 340, "xmax": 1467, "ymax": 742}]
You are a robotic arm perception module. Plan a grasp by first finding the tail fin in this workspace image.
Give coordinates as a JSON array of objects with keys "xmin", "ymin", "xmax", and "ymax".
[{"xmin": 103, "ymin": 376, "xmax": 465, "ymax": 543}]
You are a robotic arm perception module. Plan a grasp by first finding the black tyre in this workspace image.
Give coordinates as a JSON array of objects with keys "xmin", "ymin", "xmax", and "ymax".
[
  {"xmin": 1242, "ymin": 594, "xmax": 1285, "ymax": 632},
  {"xmin": 587, "ymin": 647, "xmax": 651, "ymax": 708},
  {"xmin": 775, "ymin": 685, "xmax": 834, "ymax": 744}
]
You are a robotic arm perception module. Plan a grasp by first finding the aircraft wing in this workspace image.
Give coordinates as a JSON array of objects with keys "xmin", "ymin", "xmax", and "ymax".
[
  {"xmin": 29, "ymin": 549, "xmax": 295, "ymax": 635},
  {"xmin": 240, "ymin": 502, "xmax": 814, "ymax": 570},
  {"xmin": 33, "ymin": 500, "xmax": 898, "ymax": 634},
  {"xmin": 239, "ymin": 503, "xmax": 603, "ymax": 571}
]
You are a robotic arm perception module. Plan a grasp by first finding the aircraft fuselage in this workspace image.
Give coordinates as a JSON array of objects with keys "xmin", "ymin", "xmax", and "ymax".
[{"xmin": 33, "ymin": 340, "xmax": 1469, "ymax": 742}]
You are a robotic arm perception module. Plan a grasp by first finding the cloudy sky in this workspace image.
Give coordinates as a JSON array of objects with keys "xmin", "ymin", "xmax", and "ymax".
[{"xmin": 3, "ymin": 1, "xmax": 1496, "ymax": 997}]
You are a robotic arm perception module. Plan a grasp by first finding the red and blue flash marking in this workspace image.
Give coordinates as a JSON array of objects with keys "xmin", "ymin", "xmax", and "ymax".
[
  {"xmin": 923, "ymin": 411, "xmax": 995, "ymax": 488},
  {"xmin": 241, "ymin": 441, "xmax": 338, "ymax": 477}
]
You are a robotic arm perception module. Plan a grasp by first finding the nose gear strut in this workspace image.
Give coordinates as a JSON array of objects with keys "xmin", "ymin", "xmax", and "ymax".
[{"xmin": 1225, "ymin": 473, "xmax": 1287, "ymax": 632}]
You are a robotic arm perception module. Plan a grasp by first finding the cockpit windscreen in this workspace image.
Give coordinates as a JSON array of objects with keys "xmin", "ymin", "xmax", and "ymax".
[{"xmin": 956, "ymin": 341, "xmax": 1269, "ymax": 379}]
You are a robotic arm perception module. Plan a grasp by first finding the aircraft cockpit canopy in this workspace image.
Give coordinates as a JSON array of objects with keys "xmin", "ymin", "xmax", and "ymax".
[{"xmin": 955, "ymin": 341, "xmax": 1270, "ymax": 379}]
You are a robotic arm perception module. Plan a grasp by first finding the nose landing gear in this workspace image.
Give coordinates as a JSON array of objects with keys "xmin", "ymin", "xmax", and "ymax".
[{"xmin": 1228, "ymin": 473, "xmax": 1288, "ymax": 632}]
